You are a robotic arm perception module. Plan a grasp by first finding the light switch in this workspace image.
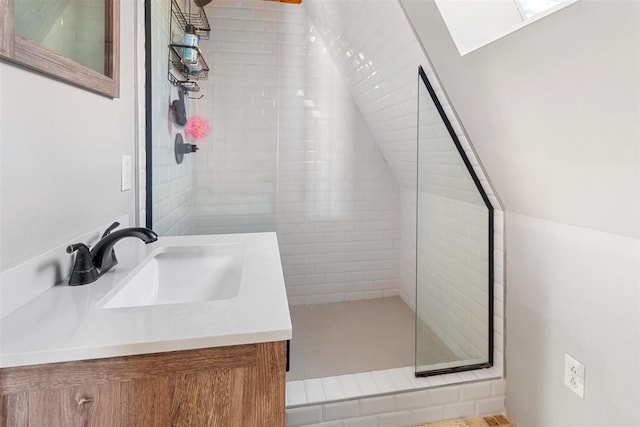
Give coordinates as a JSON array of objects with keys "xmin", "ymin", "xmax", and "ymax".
[{"xmin": 121, "ymin": 155, "xmax": 132, "ymax": 192}]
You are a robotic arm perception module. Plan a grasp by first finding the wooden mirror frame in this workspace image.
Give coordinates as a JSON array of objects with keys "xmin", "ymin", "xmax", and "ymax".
[{"xmin": 0, "ymin": 0, "xmax": 120, "ymax": 98}]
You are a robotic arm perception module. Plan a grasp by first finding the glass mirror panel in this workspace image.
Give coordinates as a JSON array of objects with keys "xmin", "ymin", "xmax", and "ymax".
[
  {"xmin": 416, "ymin": 66, "xmax": 493, "ymax": 376},
  {"xmin": 14, "ymin": 0, "xmax": 106, "ymax": 74}
]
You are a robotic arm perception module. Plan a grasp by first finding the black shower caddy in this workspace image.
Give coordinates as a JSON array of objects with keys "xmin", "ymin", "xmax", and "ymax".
[{"xmin": 168, "ymin": 0, "xmax": 211, "ymax": 96}]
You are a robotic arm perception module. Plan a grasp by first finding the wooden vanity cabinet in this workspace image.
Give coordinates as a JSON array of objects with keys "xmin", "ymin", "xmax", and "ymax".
[{"xmin": 0, "ymin": 341, "xmax": 286, "ymax": 426}]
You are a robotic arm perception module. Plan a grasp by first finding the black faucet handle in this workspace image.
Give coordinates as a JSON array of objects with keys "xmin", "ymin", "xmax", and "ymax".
[
  {"xmin": 102, "ymin": 221, "xmax": 120, "ymax": 238},
  {"xmin": 66, "ymin": 243, "xmax": 99, "ymax": 286},
  {"xmin": 67, "ymin": 243, "xmax": 90, "ymax": 254}
]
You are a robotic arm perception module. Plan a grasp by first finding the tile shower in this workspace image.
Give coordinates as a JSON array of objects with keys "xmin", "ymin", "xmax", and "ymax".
[{"xmin": 146, "ymin": 0, "xmax": 506, "ymax": 425}]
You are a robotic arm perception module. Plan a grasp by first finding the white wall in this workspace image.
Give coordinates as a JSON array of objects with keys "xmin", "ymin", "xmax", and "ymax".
[
  {"xmin": 400, "ymin": 0, "xmax": 640, "ymax": 424},
  {"xmin": 0, "ymin": 0, "xmax": 139, "ymax": 273},
  {"xmin": 506, "ymin": 213, "xmax": 639, "ymax": 426},
  {"xmin": 401, "ymin": 0, "xmax": 639, "ymax": 239}
]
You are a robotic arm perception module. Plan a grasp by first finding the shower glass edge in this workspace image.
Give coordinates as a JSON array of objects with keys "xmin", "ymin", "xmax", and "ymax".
[{"xmin": 415, "ymin": 65, "xmax": 494, "ymax": 377}]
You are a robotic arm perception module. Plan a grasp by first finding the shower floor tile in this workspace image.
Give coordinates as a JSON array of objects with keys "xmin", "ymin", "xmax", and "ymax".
[{"xmin": 287, "ymin": 296, "xmax": 454, "ymax": 381}]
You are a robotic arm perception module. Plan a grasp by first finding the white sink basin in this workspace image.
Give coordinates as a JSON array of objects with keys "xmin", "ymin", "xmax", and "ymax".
[{"xmin": 101, "ymin": 244, "xmax": 245, "ymax": 309}]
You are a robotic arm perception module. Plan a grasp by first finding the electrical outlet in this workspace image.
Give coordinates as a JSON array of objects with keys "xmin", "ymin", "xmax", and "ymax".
[
  {"xmin": 121, "ymin": 155, "xmax": 132, "ymax": 192},
  {"xmin": 564, "ymin": 353, "xmax": 585, "ymax": 399}
]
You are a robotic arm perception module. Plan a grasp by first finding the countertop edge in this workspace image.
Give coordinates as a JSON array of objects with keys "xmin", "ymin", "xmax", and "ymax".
[{"xmin": 1, "ymin": 328, "xmax": 293, "ymax": 369}]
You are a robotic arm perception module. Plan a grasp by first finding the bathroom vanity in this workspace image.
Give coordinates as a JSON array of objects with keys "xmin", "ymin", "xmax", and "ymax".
[
  {"xmin": 0, "ymin": 232, "xmax": 291, "ymax": 426},
  {"xmin": 0, "ymin": 341, "xmax": 286, "ymax": 425}
]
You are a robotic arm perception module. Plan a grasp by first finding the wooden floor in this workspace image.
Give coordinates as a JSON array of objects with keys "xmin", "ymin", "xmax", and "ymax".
[{"xmin": 415, "ymin": 414, "xmax": 514, "ymax": 427}]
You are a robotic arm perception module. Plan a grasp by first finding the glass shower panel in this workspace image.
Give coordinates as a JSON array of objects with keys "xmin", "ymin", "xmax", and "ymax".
[
  {"xmin": 416, "ymin": 66, "xmax": 493, "ymax": 376},
  {"xmin": 189, "ymin": 19, "xmax": 279, "ymax": 237},
  {"xmin": 149, "ymin": 0, "xmax": 278, "ymax": 237}
]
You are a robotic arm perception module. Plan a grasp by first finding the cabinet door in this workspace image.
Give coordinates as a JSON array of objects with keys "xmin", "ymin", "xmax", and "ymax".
[
  {"xmin": 28, "ymin": 383, "xmax": 124, "ymax": 425},
  {"xmin": 0, "ymin": 393, "xmax": 28, "ymax": 426},
  {"xmin": 0, "ymin": 341, "xmax": 286, "ymax": 427}
]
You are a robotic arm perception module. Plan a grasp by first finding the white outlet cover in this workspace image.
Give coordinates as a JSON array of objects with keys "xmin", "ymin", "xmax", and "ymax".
[{"xmin": 564, "ymin": 353, "xmax": 585, "ymax": 399}]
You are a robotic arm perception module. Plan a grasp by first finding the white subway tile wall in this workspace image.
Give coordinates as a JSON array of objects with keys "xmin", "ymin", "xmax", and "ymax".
[
  {"xmin": 416, "ymin": 195, "xmax": 490, "ymax": 360},
  {"xmin": 150, "ymin": 0, "xmax": 197, "ymax": 236},
  {"xmin": 399, "ymin": 189, "xmax": 417, "ymax": 308},
  {"xmin": 286, "ymin": 378, "xmax": 507, "ymax": 427},
  {"xmin": 415, "ymin": 90, "xmax": 491, "ymax": 360},
  {"xmin": 303, "ymin": 0, "xmax": 503, "ymax": 334},
  {"xmin": 303, "ymin": 0, "xmax": 422, "ymax": 191},
  {"xmin": 195, "ymin": 0, "xmax": 401, "ymax": 302}
]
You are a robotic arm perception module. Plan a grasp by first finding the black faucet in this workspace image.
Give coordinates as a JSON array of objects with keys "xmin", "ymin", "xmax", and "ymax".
[{"xmin": 66, "ymin": 222, "xmax": 158, "ymax": 286}]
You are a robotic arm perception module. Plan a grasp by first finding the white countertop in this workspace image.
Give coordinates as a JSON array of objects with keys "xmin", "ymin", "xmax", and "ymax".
[{"xmin": 0, "ymin": 232, "xmax": 292, "ymax": 368}]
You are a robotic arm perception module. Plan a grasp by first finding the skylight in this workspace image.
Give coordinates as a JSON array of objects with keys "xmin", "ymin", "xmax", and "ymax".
[
  {"xmin": 433, "ymin": 0, "xmax": 579, "ymax": 55},
  {"xmin": 515, "ymin": 0, "xmax": 572, "ymax": 19}
]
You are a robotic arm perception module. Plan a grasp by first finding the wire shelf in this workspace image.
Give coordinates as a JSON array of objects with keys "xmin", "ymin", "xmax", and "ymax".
[
  {"xmin": 171, "ymin": 0, "xmax": 211, "ymax": 40},
  {"xmin": 168, "ymin": 0, "xmax": 210, "ymax": 98},
  {"xmin": 169, "ymin": 44, "xmax": 210, "ymax": 81}
]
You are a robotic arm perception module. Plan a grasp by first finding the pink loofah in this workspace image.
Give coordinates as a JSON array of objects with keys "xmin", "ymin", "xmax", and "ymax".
[{"xmin": 184, "ymin": 116, "xmax": 211, "ymax": 141}]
